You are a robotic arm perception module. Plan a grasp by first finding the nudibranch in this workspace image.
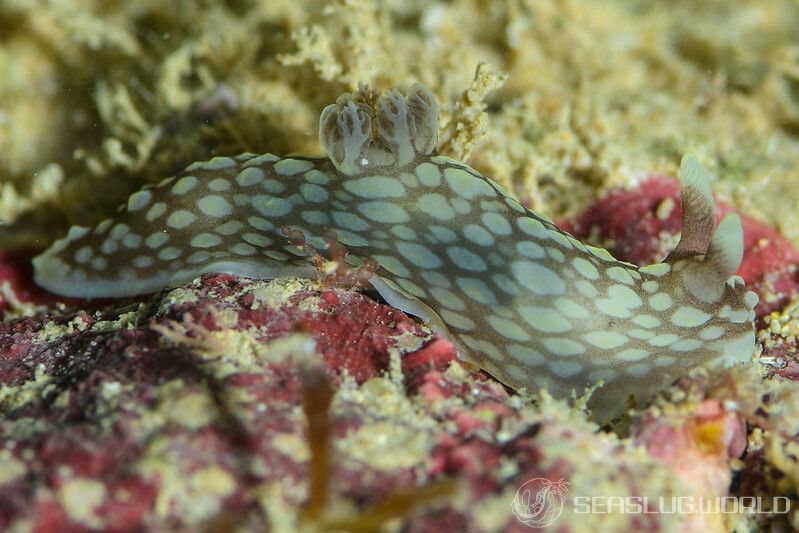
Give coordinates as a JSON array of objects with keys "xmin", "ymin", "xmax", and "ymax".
[{"xmin": 34, "ymin": 83, "xmax": 759, "ymax": 418}]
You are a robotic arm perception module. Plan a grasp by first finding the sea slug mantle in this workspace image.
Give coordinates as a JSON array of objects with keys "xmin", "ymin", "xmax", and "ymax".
[{"xmin": 33, "ymin": 83, "xmax": 759, "ymax": 419}]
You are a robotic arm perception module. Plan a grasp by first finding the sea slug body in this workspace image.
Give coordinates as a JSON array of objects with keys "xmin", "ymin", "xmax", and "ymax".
[{"xmin": 33, "ymin": 83, "xmax": 759, "ymax": 419}]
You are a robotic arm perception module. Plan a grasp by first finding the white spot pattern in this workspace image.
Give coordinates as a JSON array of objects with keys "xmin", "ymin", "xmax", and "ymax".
[
  {"xmin": 127, "ymin": 191, "xmax": 152, "ymax": 212},
  {"xmin": 171, "ymin": 176, "xmax": 198, "ymax": 195},
  {"xmin": 146, "ymin": 203, "xmax": 167, "ymax": 221},
  {"xmin": 397, "ymin": 242, "xmax": 441, "ymax": 269},
  {"xmin": 446, "ymin": 246, "xmax": 486, "ymax": 272},
  {"xmin": 344, "ymin": 176, "xmax": 405, "ymax": 198},
  {"xmin": 197, "ymin": 195, "xmax": 233, "ymax": 217},
  {"xmin": 167, "ymin": 210, "xmax": 197, "ymax": 229}
]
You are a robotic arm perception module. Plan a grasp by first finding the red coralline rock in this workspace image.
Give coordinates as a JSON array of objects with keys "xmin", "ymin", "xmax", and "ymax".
[
  {"xmin": 631, "ymin": 399, "xmax": 750, "ymax": 532},
  {"xmin": 634, "ymin": 400, "xmax": 747, "ymax": 484},
  {"xmin": 400, "ymin": 336, "xmax": 458, "ymax": 392},
  {"xmin": 559, "ymin": 176, "xmax": 684, "ymax": 266},
  {"xmin": 0, "ymin": 274, "xmax": 447, "ymax": 530},
  {"xmin": 0, "ymin": 273, "xmax": 687, "ymax": 531},
  {"xmin": 560, "ymin": 176, "xmax": 799, "ymax": 319}
]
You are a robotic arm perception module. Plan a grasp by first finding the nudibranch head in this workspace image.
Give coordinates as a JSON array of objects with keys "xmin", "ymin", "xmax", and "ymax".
[{"xmin": 33, "ymin": 84, "xmax": 758, "ymax": 421}]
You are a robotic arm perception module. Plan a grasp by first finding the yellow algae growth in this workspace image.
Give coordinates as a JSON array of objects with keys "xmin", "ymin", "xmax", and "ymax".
[
  {"xmin": 59, "ymin": 477, "xmax": 107, "ymax": 529},
  {"xmin": 0, "ymin": 1, "xmax": 797, "ymax": 248}
]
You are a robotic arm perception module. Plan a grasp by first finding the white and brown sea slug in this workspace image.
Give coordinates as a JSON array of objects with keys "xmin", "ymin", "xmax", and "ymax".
[{"xmin": 33, "ymin": 84, "xmax": 759, "ymax": 419}]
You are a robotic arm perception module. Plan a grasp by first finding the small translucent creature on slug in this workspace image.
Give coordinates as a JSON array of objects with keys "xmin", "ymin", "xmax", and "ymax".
[{"xmin": 34, "ymin": 83, "xmax": 759, "ymax": 420}]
